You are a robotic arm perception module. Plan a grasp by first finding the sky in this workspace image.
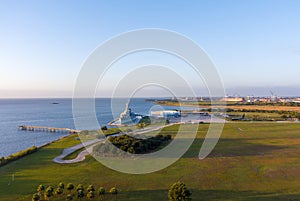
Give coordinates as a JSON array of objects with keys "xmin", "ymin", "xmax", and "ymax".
[{"xmin": 0, "ymin": 0, "xmax": 300, "ymax": 98}]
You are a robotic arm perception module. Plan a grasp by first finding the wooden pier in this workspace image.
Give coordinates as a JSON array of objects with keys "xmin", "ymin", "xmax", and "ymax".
[{"xmin": 18, "ymin": 125, "xmax": 81, "ymax": 134}]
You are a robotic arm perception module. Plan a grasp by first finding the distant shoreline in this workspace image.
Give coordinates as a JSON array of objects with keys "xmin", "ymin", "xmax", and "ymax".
[{"xmin": 153, "ymin": 101, "xmax": 300, "ymax": 112}]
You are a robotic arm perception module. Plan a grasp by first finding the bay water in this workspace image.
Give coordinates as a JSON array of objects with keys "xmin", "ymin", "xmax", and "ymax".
[{"xmin": 0, "ymin": 98, "xmax": 192, "ymax": 157}]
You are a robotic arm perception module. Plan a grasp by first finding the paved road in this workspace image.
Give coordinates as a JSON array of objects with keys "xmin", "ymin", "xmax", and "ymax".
[
  {"xmin": 133, "ymin": 123, "xmax": 177, "ymax": 135},
  {"xmin": 53, "ymin": 138, "xmax": 104, "ymax": 164}
]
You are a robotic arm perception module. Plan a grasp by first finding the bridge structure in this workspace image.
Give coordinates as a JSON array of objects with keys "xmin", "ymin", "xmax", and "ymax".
[{"xmin": 18, "ymin": 125, "xmax": 81, "ymax": 134}]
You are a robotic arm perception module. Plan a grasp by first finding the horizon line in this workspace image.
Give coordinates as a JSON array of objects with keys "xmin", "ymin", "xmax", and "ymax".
[{"xmin": 1, "ymin": 95, "xmax": 300, "ymax": 99}]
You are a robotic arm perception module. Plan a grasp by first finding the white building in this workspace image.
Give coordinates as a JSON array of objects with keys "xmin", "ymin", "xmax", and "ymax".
[{"xmin": 150, "ymin": 110, "xmax": 181, "ymax": 118}]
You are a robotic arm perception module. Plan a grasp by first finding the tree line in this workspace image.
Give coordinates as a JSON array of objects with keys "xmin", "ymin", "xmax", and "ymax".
[
  {"xmin": 32, "ymin": 183, "xmax": 118, "ymax": 201},
  {"xmin": 31, "ymin": 181, "xmax": 192, "ymax": 201}
]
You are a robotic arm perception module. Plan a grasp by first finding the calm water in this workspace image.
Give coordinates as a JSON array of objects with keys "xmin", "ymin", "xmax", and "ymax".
[{"xmin": 0, "ymin": 98, "xmax": 194, "ymax": 157}]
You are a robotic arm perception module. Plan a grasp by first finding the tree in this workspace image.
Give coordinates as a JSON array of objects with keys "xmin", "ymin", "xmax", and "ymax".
[
  {"xmin": 47, "ymin": 186, "xmax": 54, "ymax": 192},
  {"xmin": 66, "ymin": 183, "xmax": 74, "ymax": 193},
  {"xmin": 109, "ymin": 187, "xmax": 118, "ymax": 195},
  {"xmin": 168, "ymin": 182, "xmax": 192, "ymax": 201},
  {"xmin": 37, "ymin": 184, "xmax": 45, "ymax": 196},
  {"xmin": 109, "ymin": 187, "xmax": 118, "ymax": 200},
  {"xmin": 136, "ymin": 123, "xmax": 145, "ymax": 129},
  {"xmin": 127, "ymin": 147, "xmax": 135, "ymax": 154},
  {"xmin": 32, "ymin": 193, "xmax": 40, "ymax": 201},
  {"xmin": 44, "ymin": 186, "xmax": 54, "ymax": 201},
  {"xmin": 98, "ymin": 187, "xmax": 105, "ymax": 200},
  {"xmin": 87, "ymin": 190, "xmax": 95, "ymax": 200},
  {"xmin": 58, "ymin": 182, "xmax": 65, "ymax": 189},
  {"xmin": 101, "ymin": 126, "xmax": 108, "ymax": 131},
  {"xmin": 87, "ymin": 184, "xmax": 95, "ymax": 192},
  {"xmin": 76, "ymin": 184, "xmax": 84, "ymax": 192},
  {"xmin": 55, "ymin": 187, "xmax": 63, "ymax": 196},
  {"xmin": 66, "ymin": 194, "xmax": 73, "ymax": 201},
  {"xmin": 77, "ymin": 189, "xmax": 85, "ymax": 200}
]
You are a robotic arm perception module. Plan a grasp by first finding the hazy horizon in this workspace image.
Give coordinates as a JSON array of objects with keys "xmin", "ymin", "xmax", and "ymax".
[{"xmin": 1, "ymin": 85, "xmax": 300, "ymax": 98}]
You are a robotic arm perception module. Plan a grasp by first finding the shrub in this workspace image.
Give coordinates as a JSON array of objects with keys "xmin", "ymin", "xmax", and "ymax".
[{"xmin": 168, "ymin": 182, "xmax": 192, "ymax": 201}]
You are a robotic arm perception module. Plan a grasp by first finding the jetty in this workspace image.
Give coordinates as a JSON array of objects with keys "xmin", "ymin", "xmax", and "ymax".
[{"xmin": 18, "ymin": 125, "xmax": 80, "ymax": 134}]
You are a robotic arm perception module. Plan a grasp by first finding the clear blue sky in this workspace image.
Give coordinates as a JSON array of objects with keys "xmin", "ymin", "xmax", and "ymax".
[{"xmin": 0, "ymin": 0, "xmax": 300, "ymax": 97}]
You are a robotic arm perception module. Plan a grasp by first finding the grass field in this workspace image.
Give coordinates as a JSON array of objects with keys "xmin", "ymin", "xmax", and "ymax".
[
  {"xmin": 226, "ymin": 111, "xmax": 284, "ymax": 121},
  {"xmin": 1, "ymin": 123, "xmax": 300, "ymax": 200}
]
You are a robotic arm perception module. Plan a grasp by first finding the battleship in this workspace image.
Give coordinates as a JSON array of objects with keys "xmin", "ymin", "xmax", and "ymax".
[{"xmin": 109, "ymin": 102, "xmax": 143, "ymax": 126}]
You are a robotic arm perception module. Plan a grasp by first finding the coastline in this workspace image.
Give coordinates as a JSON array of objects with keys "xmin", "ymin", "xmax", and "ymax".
[
  {"xmin": 0, "ymin": 133, "xmax": 75, "ymax": 167},
  {"xmin": 36, "ymin": 133, "xmax": 74, "ymax": 149}
]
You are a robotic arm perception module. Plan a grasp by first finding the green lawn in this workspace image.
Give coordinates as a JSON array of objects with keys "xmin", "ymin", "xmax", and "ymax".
[
  {"xmin": 1, "ymin": 123, "xmax": 300, "ymax": 200},
  {"xmin": 226, "ymin": 111, "xmax": 283, "ymax": 120}
]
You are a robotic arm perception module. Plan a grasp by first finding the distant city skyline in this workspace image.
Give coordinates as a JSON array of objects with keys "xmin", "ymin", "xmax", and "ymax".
[{"xmin": 0, "ymin": 1, "xmax": 300, "ymax": 98}]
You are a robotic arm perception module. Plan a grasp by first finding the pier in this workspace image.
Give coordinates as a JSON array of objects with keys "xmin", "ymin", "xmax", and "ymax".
[{"xmin": 18, "ymin": 125, "xmax": 81, "ymax": 134}]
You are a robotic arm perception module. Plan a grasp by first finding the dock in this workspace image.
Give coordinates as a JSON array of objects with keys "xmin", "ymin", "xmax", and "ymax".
[{"xmin": 18, "ymin": 125, "xmax": 81, "ymax": 134}]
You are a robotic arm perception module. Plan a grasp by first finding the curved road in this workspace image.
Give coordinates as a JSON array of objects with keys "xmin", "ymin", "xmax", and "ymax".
[{"xmin": 53, "ymin": 138, "xmax": 104, "ymax": 164}]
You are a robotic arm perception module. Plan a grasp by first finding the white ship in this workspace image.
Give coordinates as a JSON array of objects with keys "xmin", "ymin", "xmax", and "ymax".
[{"xmin": 109, "ymin": 102, "xmax": 142, "ymax": 125}]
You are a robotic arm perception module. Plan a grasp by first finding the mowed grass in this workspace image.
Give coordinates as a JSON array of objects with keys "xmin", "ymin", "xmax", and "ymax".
[
  {"xmin": 227, "ymin": 111, "xmax": 282, "ymax": 118},
  {"xmin": 1, "ymin": 123, "xmax": 300, "ymax": 200}
]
